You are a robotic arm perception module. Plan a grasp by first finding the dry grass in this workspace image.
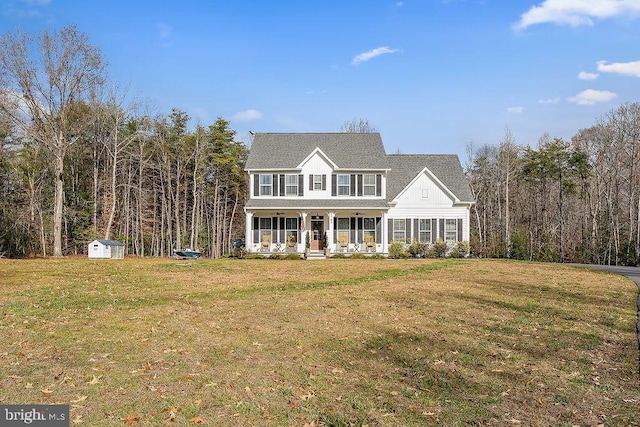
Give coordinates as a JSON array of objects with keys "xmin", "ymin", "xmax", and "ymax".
[{"xmin": 0, "ymin": 257, "xmax": 638, "ymax": 426}]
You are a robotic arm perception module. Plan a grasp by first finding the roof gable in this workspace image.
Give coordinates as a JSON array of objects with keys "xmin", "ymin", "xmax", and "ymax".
[{"xmin": 386, "ymin": 154, "xmax": 474, "ymax": 203}]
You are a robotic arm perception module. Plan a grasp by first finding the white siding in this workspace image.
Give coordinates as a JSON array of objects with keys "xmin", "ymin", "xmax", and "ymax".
[{"xmin": 299, "ymin": 153, "xmax": 333, "ymax": 199}]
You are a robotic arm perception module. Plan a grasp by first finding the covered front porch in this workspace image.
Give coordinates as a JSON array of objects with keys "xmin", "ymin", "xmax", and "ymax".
[{"xmin": 244, "ymin": 209, "xmax": 387, "ymax": 255}]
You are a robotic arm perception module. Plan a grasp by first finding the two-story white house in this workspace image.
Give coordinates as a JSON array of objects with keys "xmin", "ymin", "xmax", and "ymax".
[{"xmin": 244, "ymin": 133, "xmax": 474, "ymax": 255}]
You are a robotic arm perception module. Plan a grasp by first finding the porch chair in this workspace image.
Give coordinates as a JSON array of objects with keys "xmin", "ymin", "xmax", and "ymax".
[
  {"xmin": 285, "ymin": 234, "xmax": 297, "ymax": 252},
  {"xmin": 365, "ymin": 235, "xmax": 375, "ymax": 252},
  {"xmin": 339, "ymin": 235, "xmax": 348, "ymax": 252},
  {"xmin": 260, "ymin": 234, "xmax": 271, "ymax": 252}
]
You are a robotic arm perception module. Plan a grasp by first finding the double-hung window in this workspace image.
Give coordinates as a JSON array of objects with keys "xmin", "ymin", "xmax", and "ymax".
[
  {"xmin": 393, "ymin": 219, "xmax": 406, "ymax": 242},
  {"xmin": 363, "ymin": 174, "xmax": 376, "ymax": 196},
  {"xmin": 285, "ymin": 217, "xmax": 298, "ymax": 242},
  {"xmin": 259, "ymin": 174, "xmax": 272, "ymax": 196},
  {"xmin": 285, "ymin": 174, "xmax": 298, "ymax": 196},
  {"xmin": 445, "ymin": 219, "xmax": 458, "ymax": 244},
  {"xmin": 418, "ymin": 219, "xmax": 431, "ymax": 243},
  {"xmin": 363, "ymin": 217, "xmax": 376, "ymax": 241},
  {"xmin": 313, "ymin": 175, "xmax": 323, "ymax": 190},
  {"xmin": 337, "ymin": 218, "xmax": 350, "ymax": 243},
  {"xmin": 337, "ymin": 174, "xmax": 350, "ymax": 196}
]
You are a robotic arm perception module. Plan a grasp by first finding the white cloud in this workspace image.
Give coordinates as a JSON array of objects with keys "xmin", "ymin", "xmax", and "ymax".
[
  {"xmin": 578, "ymin": 71, "xmax": 599, "ymax": 80},
  {"xmin": 567, "ymin": 89, "xmax": 617, "ymax": 105},
  {"xmin": 513, "ymin": 0, "xmax": 640, "ymax": 30},
  {"xmin": 538, "ymin": 97, "xmax": 560, "ymax": 104},
  {"xmin": 232, "ymin": 109, "xmax": 263, "ymax": 122},
  {"xmin": 597, "ymin": 60, "xmax": 640, "ymax": 77},
  {"xmin": 507, "ymin": 106, "xmax": 525, "ymax": 114},
  {"xmin": 352, "ymin": 46, "xmax": 399, "ymax": 65}
]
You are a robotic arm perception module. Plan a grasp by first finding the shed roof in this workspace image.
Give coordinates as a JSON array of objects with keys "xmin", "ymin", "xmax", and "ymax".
[{"xmin": 92, "ymin": 239, "xmax": 124, "ymax": 246}]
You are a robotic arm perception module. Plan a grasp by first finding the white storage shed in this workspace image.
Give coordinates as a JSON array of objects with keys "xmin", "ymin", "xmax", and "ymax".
[{"xmin": 88, "ymin": 240, "xmax": 125, "ymax": 259}]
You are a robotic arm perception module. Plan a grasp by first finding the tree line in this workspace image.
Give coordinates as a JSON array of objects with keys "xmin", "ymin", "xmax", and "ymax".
[
  {"xmin": 467, "ymin": 102, "xmax": 640, "ymax": 266},
  {"xmin": 0, "ymin": 25, "xmax": 248, "ymax": 258}
]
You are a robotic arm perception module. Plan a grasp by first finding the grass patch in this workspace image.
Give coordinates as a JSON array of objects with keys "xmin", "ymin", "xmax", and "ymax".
[{"xmin": 0, "ymin": 258, "xmax": 638, "ymax": 426}]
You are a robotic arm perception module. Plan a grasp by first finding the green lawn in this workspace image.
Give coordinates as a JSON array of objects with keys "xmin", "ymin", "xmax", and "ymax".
[{"xmin": 0, "ymin": 258, "xmax": 638, "ymax": 426}]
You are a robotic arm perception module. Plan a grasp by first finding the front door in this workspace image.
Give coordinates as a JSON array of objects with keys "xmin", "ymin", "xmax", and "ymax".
[{"xmin": 311, "ymin": 220, "xmax": 324, "ymax": 250}]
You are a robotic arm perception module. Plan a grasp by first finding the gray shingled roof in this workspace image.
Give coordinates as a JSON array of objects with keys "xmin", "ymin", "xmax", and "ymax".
[
  {"xmin": 385, "ymin": 154, "xmax": 474, "ymax": 203},
  {"xmin": 245, "ymin": 133, "xmax": 388, "ymax": 170},
  {"xmin": 245, "ymin": 133, "xmax": 474, "ymax": 205}
]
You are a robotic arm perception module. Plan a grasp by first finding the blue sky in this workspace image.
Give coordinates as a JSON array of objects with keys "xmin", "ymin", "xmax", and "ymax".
[{"xmin": 2, "ymin": 0, "xmax": 640, "ymax": 162}]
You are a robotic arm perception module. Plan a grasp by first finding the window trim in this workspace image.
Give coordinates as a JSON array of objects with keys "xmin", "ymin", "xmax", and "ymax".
[
  {"xmin": 363, "ymin": 174, "xmax": 376, "ymax": 196},
  {"xmin": 259, "ymin": 174, "xmax": 272, "ymax": 196},
  {"xmin": 393, "ymin": 218, "xmax": 406, "ymax": 242},
  {"xmin": 418, "ymin": 218, "xmax": 431, "ymax": 243},
  {"xmin": 337, "ymin": 174, "xmax": 350, "ymax": 196},
  {"xmin": 445, "ymin": 218, "xmax": 458, "ymax": 243},
  {"xmin": 285, "ymin": 174, "xmax": 298, "ymax": 196}
]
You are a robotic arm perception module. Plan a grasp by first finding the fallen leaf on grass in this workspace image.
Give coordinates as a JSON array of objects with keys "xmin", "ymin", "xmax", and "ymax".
[
  {"xmin": 70, "ymin": 396, "xmax": 87, "ymax": 403},
  {"xmin": 87, "ymin": 375, "xmax": 101, "ymax": 385},
  {"xmin": 189, "ymin": 416, "xmax": 204, "ymax": 423},
  {"xmin": 71, "ymin": 414, "xmax": 83, "ymax": 424},
  {"xmin": 124, "ymin": 413, "xmax": 139, "ymax": 425},
  {"xmin": 41, "ymin": 389, "xmax": 53, "ymax": 398}
]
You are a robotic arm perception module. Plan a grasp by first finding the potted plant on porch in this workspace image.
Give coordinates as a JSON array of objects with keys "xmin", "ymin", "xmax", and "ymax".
[{"xmin": 323, "ymin": 232, "xmax": 330, "ymax": 256}]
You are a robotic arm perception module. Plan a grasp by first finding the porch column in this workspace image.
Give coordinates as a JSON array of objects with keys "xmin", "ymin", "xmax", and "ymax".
[
  {"xmin": 328, "ymin": 211, "xmax": 335, "ymax": 249},
  {"xmin": 245, "ymin": 211, "xmax": 253, "ymax": 249},
  {"xmin": 300, "ymin": 211, "xmax": 308, "ymax": 246}
]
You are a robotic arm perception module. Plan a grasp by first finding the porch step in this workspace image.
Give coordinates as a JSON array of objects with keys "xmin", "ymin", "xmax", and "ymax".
[{"xmin": 306, "ymin": 251, "xmax": 326, "ymax": 260}]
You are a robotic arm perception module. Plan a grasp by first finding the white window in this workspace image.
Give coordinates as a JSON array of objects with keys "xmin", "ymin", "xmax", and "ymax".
[
  {"xmin": 285, "ymin": 217, "xmax": 298, "ymax": 242},
  {"xmin": 419, "ymin": 219, "xmax": 431, "ymax": 243},
  {"xmin": 363, "ymin": 217, "xmax": 376, "ymax": 241},
  {"xmin": 285, "ymin": 174, "xmax": 298, "ymax": 196},
  {"xmin": 259, "ymin": 174, "xmax": 272, "ymax": 196},
  {"xmin": 313, "ymin": 174, "xmax": 323, "ymax": 190},
  {"xmin": 393, "ymin": 219, "xmax": 406, "ymax": 242},
  {"xmin": 421, "ymin": 189, "xmax": 429, "ymax": 199},
  {"xmin": 337, "ymin": 174, "xmax": 350, "ymax": 196},
  {"xmin": 363, "ymin": 174, "xmax": 376, "ymax": 196},
  {"xmin": 445, "ymin": 219, "xmax": 458, "ymax": 244},
  {"xmin": 337, "ymin": 218, "xmax": 350, "ymax": 243}
]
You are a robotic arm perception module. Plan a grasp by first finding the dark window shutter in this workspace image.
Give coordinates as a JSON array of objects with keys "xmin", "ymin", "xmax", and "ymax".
[
  {"xmin": 298, "ymin": 175, "xmax": 304, "ymax": 196},
  {"xmin": 334, "ymin": 217, "xmax": 338, "ymax": 242},
  {"xmin": 388, "ymin": 218, "xmax": 393, "ymax": 243},
  {"xmin": 375, "ymin": 217, "xmax": 381, "ymax": 243},
  {"xmin": 414, "ymin": 219, "xmax": 419, "ymax": 241},
  {"xmin": 432, "ymin": 219, "xmax": 437, "ymax": 243},
  {"xmin": 253, "ymin": 217, "xmax": 259, "ymax": 244},
  {"xmin": 376, "ymin": 174, "xmax": 382, "ymax": 196},
  {"xmin": 322, "ymin": 175, "xmax": 327, "ymax": 190},
  {"xmin": 253, "ymin": 174, "xmax": 259, "ymax": 196},
  {"xmin": 350, "ymin": 217, "xmax": 356, "ymax": 242},
  {"xmin": 457, "ymin": 218, "xmax": 463, "ymax": 242},
  {"xmin": 357, "ymin": 217, "xmax": 363, "ymax": 243},
  {"xmin": 279, "ymin": 218, "xmax": 285, "ymax": 243},
  {"xmin": 357, "ymin": 174, "xmax": 363, "ymax": 196},
  {"xmin": 406, "ymin": 219, "xmax": 412, "ymax": 241},
  {"xmin": 309, "ymin": 174, "xmax": 313, "ymax": 191},
  {"xmin": 350, "ymin": 174, "xmax": 356, "ymax": 196},
  {"xmin": 273, "ymin": 174, "xmax": 278, "ymax": 196},
  {"xmin": 279, "ymin": 175, "xmax": 285, "ymax": 196},
  {"xmin": 272, "ymin": 217, "xmax": 277, "ymax": 241},
  {"xmin": 331, "ymin": 174, "xmax": 337, "ymax": 196},
  {"xmin": 439, "ymin": 219, "xmax": 445, "ymax": 242}
]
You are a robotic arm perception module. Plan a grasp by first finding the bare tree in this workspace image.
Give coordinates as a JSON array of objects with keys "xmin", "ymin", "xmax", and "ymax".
[
  {"xmin": 0, "ymin": 25, "xmax": 106, "ymax": 256},
  {"xmin": 340, "ymin": 118, "xmax": 377, "ymax": 133}
]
